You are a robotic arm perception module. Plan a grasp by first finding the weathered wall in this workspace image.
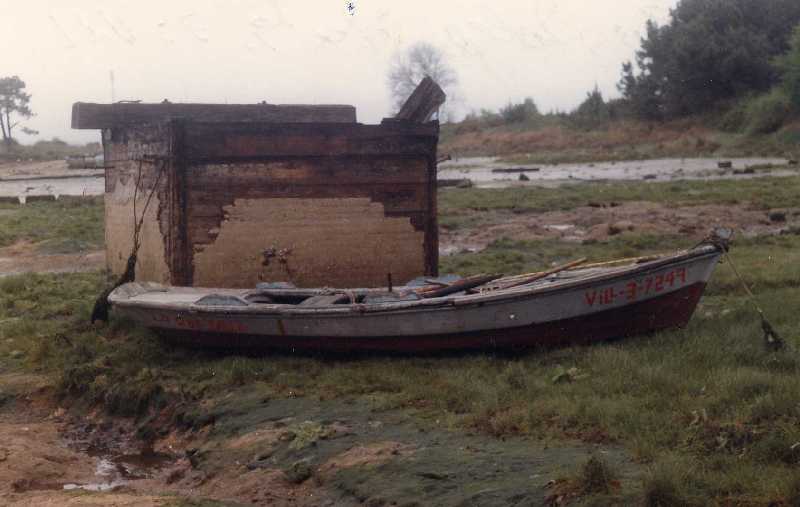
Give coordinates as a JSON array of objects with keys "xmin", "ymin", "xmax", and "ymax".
[
  {"xmin": 103, "ymin": 124, "xmax": 172, "ymax": 283},
  {"xmin": 102, "ymin": 120, "xmax": 439, "ymax": 289},
  {"xmin": 185, "ymin": 156, "xmax": 433, "ymax": 288},
  {"xmin": 192, "ymin": 198, "xmax": 425, "ymax": 288},
  {"xmin": 178, "ymin": 121, "xmax": 439, "ymax": 288}
]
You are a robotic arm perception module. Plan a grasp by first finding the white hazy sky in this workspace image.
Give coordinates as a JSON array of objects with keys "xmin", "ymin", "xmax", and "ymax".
[{"xmin": 3, "ymin": 0, "xmax": 676, "ymax": 144}]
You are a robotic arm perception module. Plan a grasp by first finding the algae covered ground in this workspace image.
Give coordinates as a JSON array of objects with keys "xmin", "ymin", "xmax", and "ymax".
[{"xmin": 1, "ymin": 175, "xmax": 800, "ymax": 505}]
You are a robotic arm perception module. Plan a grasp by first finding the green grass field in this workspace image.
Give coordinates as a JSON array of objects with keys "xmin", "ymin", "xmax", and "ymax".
[{"xmin": 1, "ymin": 180, "xmax": 799, "ymax": 504}]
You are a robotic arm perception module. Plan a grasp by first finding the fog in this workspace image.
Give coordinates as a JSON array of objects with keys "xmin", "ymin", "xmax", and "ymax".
[{"xmin": 3, "ymin": 0, "xmax": 676, "ymax": 143}]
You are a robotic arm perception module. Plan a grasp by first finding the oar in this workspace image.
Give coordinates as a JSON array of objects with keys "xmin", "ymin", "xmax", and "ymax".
[
  {"xmin": 494, "ymin": 258, "xmax": 588, "ymax": 291},
  {"xmin": 416, "ymin": 274, "xmax": 503, "ymax": 299}
]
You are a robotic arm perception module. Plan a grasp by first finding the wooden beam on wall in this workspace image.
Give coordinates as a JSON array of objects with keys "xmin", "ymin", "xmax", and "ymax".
[
  {"xmin": 72, "ymin": 102, "xmax": 357, "ymax": 129},
  {"xmin": 394, "ymin": 77, "xmax": 446, "ymax": 123}
]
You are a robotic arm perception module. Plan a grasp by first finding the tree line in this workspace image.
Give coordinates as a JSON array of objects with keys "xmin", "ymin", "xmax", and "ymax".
[
  {"xmin": 619, "ymin": 0, "xmax": 800, "ymax": 122},
  {"xmin": 392, "ymin": 0, "xmax": 800, "ymax": 133}
]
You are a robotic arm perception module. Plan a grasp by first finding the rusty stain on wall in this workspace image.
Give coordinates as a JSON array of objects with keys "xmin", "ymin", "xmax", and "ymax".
[{"xmin": 192, "ymin": 198, "xmax": 425, "ymax": 288}]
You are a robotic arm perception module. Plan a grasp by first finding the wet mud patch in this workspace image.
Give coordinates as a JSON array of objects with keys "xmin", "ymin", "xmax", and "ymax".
[
  {"xmin": 60, "ymin": 419, "xmax": 175, "ymax": 493},
  {"xmin": 441, "ymin": 201, "xmax": 800, "ymax": 255},
  {"xmin": 167, "ymin": 386, "xmax": 643, "ymax": 506},
  {"xmin": 0, "ymin": 240, "xmax": 104, "ymax": 276}
]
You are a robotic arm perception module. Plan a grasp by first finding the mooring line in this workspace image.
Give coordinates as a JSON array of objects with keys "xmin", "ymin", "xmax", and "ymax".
[{"xmin": 721, "ymin": 248, "xmax": 787, "ymax": 351}]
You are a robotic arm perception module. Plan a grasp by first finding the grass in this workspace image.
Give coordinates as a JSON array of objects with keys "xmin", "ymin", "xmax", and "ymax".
[
  {"xmin": 1, "ymin": 230, "xmax": 799, "ymax": 502},
  {"xmin": 439, "ymin": 175, "xmax": 800, "ymax": 216},
  {"xmin": 1, "ymin": 180, "xmax": 799, "ymax": 503},
  {"xmin": 439, "ymin": 115, "xmax": 800, "ymax": 164},
  {"xmin": 0, "ymin": 196, "xmax": 104, "ymax": 252}
]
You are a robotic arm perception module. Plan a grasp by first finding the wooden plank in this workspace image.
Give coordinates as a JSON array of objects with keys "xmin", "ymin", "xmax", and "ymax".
[
  {"xmin": 185, "ymin": 158, "xmax": 429, "ymax": 186},
  {"xmin": 185, "ymin": 185, "xmax": 428, "ymax": 214},
  {"xmin": 183, "ymin": 122, "xmax": 439, "ymax": 159},
  {"xmin": 72, "ymin": 102, "xmax": 357, "ymax": 129},
  {"xmin": 169, "ymin": 120, "xmax": 192, "ymax": 286},
  {"xmin": 395, "ymin": 77, "xmax": 446, "ymax": 123},
  {"xmin": 425, "ymin": 153, "xmax": 438, "ymax": 277},
  {"xmin": 298, "ymin": 294, "xmax": 350, "ymax": 306}
]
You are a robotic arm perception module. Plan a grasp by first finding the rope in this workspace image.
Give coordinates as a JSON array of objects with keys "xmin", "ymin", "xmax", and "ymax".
[
  {"xmin": 720, "ymin": 249, "xmax": 786, "ymax": 351},
  {"xmin": 700, "ymin": 230, "xmax": 787, "ymax": 351},
  {"xmin": 91, "ymin": 159, "xmax": 165, "ymax": 323}
]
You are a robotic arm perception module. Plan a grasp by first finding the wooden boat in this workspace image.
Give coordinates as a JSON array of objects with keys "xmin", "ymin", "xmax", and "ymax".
[{"xmin": 108, "ymin": 236, "xmax": 728, "ymax": 353}]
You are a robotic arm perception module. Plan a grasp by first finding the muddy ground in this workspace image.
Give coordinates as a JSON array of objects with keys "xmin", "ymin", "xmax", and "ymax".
[
  {"xmin": 1, "ymin": 201, "xmax": 796, "ymax": 275},
  {"xmin": 2, "ymin": 161, "xmax": 799, "ymax": 505},
  {"xmin": 441, "ymin": 200, "xmax": 800, "ymax": 255},
  {"xmin": 0, "ymin": 240, "xmax": 104, "ymax": 277},
  {"xmin": 0, "ymin": 377, "xmax": 640, "ymax": 506}
]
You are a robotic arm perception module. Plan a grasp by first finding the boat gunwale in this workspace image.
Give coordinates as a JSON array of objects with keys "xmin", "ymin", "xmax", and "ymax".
[{"xmin": 108, "ymin": 244, "xmax": 722, "ymax": 317}]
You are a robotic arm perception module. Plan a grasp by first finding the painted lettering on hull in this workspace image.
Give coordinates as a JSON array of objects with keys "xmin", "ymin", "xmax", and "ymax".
[
  {"xmin": 154, "ymin": 313, "xmax": 248, "ymax": 334},
  {"xmin": 584, "ymin": 267, "xmax": 688, "ymax": 308}
]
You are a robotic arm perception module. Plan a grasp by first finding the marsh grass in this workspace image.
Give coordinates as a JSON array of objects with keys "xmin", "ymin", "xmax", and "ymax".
[
  {"xmin": 439, "ymin": 176, "xmax": 800, "ymax": 216},
  {"xmin": 439, "ymin": 116, "xmax": 800, "ymax": 164},
  {"xmin": 0, "ymin": 196, "xmax": 104, "ymax": 252},
  {"xmin": 1, "ymin": 183, "xmax": 799, "ymax": 503},
  {"xmin": 1, "ymin": 236, "xmax": 798, "ymax": 502}
]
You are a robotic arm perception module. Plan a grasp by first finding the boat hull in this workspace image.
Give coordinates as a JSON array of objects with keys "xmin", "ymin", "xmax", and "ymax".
[
  {"xmin": 110, "ymin": 246, "xmax": 722, "ymax": 353},
  {"xmin": 154, "ymin": 281, "xmax": 706, "ymax": 352}
]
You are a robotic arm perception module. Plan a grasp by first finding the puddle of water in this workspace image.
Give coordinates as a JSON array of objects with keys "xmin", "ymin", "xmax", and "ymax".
[
  {"xmin": 61, "ymin": 439, "xmax": 173, "ymax": 492},
  {"xmin": 439, "ymin": 157, "xmax": 796, "ymax": 188}
]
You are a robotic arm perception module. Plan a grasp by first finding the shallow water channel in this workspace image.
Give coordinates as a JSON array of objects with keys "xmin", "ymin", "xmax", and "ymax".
[
  {"xmin": 0, "ymin": 174, "xmax": 104, "ymax": 201},
  {"xmin": 438, "ymin": 156, "xmax": 797, "ymax": 188}
]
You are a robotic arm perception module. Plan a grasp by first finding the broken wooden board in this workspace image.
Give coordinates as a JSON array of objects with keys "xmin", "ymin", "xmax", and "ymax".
[
  {"xmin": 394, "ymin": 77, "xmax": 446, "ymax": 123},
  {"xmin": 72, "ymin": 102, "xmax": 357, "ymax": 129}
]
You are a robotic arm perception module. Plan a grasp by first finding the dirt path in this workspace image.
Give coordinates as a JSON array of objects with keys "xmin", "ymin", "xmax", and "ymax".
[
  {"xmin": 0, "ymin": 374, "xmax": 166, "ymax": 506},
  {"xmin": 0, "ymin": 241, "xmax": 105, "ymax": 277},
  {"xmin": 442, "ymin": 201, "xmax": 800, "ymax": 254}
]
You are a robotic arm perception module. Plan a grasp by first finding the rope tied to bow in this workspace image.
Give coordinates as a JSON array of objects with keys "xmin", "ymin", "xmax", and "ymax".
[
  {"xmin": 702, "ymin": 230, "xmax": 786, "ymax": 351},
  {"xmin": 91, "ymin": 158, "xmax": 165, "ymax": 323}
]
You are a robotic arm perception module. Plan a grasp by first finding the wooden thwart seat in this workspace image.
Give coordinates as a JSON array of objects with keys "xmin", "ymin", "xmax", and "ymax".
[{"xmin": 298, "ymin": 294, "xmax": 350, "ymax": 307}]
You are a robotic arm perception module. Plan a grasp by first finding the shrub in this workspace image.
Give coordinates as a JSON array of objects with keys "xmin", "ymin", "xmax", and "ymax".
[
  {"xmin": 716, "ymin": 97, "xmax": 751, "ymax": 133},
  {"xmin": 776, "ymin": 25, "xmax": 800, "ymax": 110},
  {"xmin": 745, "ymin": 88, "xmax": 792, "ymax": 134},
  {"xmin": 499, "ymin": 98, "xmax": 539, "ymax": 124},
  {"xmin": 571, "ymin": 86, "xmax": 611, "ymax": 129}
]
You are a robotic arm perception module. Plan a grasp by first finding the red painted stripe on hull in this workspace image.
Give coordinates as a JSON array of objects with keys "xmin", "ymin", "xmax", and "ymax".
[{"xmin": 159, "ymin": 282, "xmax": 708, "ymax": 353}]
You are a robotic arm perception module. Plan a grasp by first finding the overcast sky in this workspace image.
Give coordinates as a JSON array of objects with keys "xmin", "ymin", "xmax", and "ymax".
[{"xmin": 4, "ymin": 0, "xmax": 676, "ymax": 144}]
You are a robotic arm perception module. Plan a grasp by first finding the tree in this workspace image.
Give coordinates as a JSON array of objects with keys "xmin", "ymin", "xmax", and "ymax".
[
  {"xmin": 620, "ymin": 0, "xmax": 800, "ymax": 119},
  {"xmin": 388, "ymin": 42, "xmax": 458, "ymax": 121},
  {"xmin": 0, "ymin": 76, "xmax": 33, "ymax": 145},
  {"xmin": 574, "ymin": 85, "xmax": 610, "ymax": 124},
  {"xmin": 499, "ymin": 98, "xmax": 539, "ymax": 124},
  {"xmin": 776, "ymin": 25, "xmax": 800, "ymax": 109}
]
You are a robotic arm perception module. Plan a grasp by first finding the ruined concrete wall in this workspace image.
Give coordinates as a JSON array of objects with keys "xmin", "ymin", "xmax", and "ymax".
[{"xmin": 103, "ymin": 124, "xmax": 171, "ymax": 283}]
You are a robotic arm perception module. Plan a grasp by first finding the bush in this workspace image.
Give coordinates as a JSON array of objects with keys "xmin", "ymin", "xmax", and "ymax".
[
  {"xmin": 776, "ymin": 25, "xmax": 800, "ymax": 110},
  {"xmin": 716, "ymin": 97, "xmax": 751, "ymax": 133},
  {"xmin": 499, "ymin": 98, "xmax": 539, "ymax": 124},
  {"xmin": 570, "ymin": 86, "xmax": 611, "ymax": 129},
  {"xmin": 745, "ymin": 88, "xmax": 792, "ymax": 134}
]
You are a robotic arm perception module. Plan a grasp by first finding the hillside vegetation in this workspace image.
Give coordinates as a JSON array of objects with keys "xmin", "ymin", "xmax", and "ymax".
[{"xmin": 441, "ymin": 0, "xmax": 800, "ymax": 162}]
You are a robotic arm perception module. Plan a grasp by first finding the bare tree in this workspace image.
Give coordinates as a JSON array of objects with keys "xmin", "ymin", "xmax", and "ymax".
[
  {"xmin": 0, "ymin": 76, "xmax": 33, "ymax": 145},
  {"xmin": 388, "ymin": 42, "xmax": 458, "ymax": 121}
]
